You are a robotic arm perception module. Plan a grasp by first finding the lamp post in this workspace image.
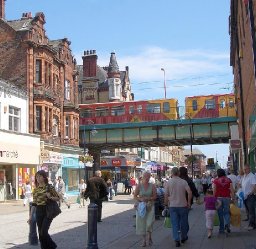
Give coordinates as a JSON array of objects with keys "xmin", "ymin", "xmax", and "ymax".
[
  {"xmin": 83, "ymin": 125, "xmax": 88, "ymax": 182},
  {"xmin": 185, "ymin": 114, "xmax": 194, "ymax": 179},
  {"xmin": 189, "ymin": 124, "xmax": 194, "ymax": 179},
  {"xmin": 161, "ymin": 68, "xmax": 167, "ymax": 99}
]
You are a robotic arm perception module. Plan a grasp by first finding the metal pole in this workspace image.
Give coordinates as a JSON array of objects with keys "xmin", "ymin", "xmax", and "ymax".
[
  {"xmin": 190, "ymin": 125, "xmax": 194, "ymax": 179},
  {"xmin": 83, "ymin": 125, "xmax": 87, "ymax": 182},
  {"xmin": 87, "ymin": 203, "xmax": 98, "ymax": 249},
  {"xmin": 161, "ymin": 68, "xmax": 167, "ymax": 99}
]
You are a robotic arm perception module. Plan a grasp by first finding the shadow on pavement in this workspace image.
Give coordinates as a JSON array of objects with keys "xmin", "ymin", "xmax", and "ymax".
[{"xmin": 8, "ymin": 207, "xmax": 136, "ymax": 249}]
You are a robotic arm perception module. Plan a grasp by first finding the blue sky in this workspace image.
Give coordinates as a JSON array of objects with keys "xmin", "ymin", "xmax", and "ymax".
[{"xmin": 6, "ymin": 0, "xmax": 232, "ymax": 167}]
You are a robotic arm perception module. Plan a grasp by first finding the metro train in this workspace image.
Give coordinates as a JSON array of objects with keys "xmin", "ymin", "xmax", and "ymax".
[{"xmin": 79, "ymin": 93, "xmax": 236, "ymax": 125}]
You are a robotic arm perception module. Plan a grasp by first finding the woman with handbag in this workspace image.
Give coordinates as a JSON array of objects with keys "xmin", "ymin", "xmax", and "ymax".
[
  {"xmin": 134, "ymin": 171, "xmax": 157, "ymax": 247},
  {"xmin": 28, "ymin": 170, "xmax": 60, "ymax": 249}
]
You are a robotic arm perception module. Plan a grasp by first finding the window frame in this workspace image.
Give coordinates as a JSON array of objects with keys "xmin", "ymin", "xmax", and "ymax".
[
  {"xmin": 205, "ymin": 99, "xmax": 216, "ymax": 110},
  {"xmin": 9, "ymin": 106, "xmax": 21, "ymax": 132}
]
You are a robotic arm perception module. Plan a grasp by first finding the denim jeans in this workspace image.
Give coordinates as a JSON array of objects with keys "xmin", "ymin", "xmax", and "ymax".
[
  {"xmin": 245, "ymin": 194, "xmax": 256, "ymax": 227},
  {"xmin": 217, "ymin": 197, "xmax": 231, "ymax": 233},
  {"xmin": 169, "ymin": 207, "xmax": 189, "ymax": 241},
  {"xmin": 36, "ymin": 205, "xmax": 57, "ymax": 249}
]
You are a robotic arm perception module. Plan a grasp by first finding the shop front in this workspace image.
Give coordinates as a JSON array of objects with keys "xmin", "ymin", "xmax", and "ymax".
[
  {"xmin": 40, "ymin": 151, "xmax": 62, "ymax": 182},
  {"xmin": 61, "ymin": 154, "xmax": 80, "ymax": 193},
  {"xmin": 100, "ymin": 156, "xmax": 136, "ymax": 182},
  {"xmin": 0, "ymin": 130, "xmax": 40, "ymax": 201}
]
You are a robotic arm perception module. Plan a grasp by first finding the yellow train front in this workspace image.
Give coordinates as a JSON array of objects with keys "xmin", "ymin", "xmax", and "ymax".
[{"xmin": 185, "ymin": 93, "xmax": 236, "ymax": 119}]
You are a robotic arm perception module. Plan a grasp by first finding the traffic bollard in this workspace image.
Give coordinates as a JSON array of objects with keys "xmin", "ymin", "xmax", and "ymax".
[
  {"xmin": 28, "ymin": 202, "xmax": 38, "ymax": 245},
  {"xmin": 87, "ymin": 203, "xmax": 98, "ymax": 249}
]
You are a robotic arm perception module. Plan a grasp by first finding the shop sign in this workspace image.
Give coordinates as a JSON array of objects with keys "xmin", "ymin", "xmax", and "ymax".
[
  {"xmin": 40, "ymin": 149, "xmax": 50, "ymax": 160},
  {"xmin": 41, "ymin": 151, "xmax": 62, "ymax": 164},
  {"xmin": 126, "ymin": 160, "xmax": 135, "ymax": 166},
  {"xmin": 0, "ymin": 131, "xmax": 40, "ymax": 164},
  {"xmin": 0, "ymin": 150, "xmax": 18, "ymax": 158},
  {"xmin": 230, "ymin": 139, "xmax": 241, "ymax": 149},
  {"xmin": 112, "ymin": 159, "xmax": 121, "ymax": 167},
  {"xmin": 62, "ymin": 156, "xmax": 79, "ymax": 168}
]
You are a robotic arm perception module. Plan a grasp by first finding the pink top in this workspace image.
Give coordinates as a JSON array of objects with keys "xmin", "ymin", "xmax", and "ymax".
[{"xmin": 204, "ymin": 196, "xmax": 217, "ymax": 210}]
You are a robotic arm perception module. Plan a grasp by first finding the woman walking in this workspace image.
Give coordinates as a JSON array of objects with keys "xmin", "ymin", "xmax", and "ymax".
[
  {"xmin": 213, "ymin": 168, "xmax": 234, "ymax": 234},
  {"xmin": 134, "ymin": 171, "xmax": 157, "ymax": 247},
  {"xmin": 28, "ymin": 170, "xmax": 60, "ymax": 249}
]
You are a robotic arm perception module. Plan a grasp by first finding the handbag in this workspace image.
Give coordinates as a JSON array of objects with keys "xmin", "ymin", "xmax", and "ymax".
[
  {"xmin": 45, "ymin": 185, "xmax": 61, "ymax": 219},
  {"xmin": 46, "ymin": 198, "xmax": 61, "ymax": 219}
]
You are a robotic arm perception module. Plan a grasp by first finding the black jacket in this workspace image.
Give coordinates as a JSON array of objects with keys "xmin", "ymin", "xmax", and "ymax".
[
  {"xmin": 181, "ymin": 176, "xmax": 199, "ymax": 205},
  {"xmin": 84, "ymin": 176, "xmax": 108, "ymax": 200}
]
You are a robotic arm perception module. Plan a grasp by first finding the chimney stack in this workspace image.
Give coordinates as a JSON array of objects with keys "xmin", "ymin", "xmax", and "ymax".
[
  {"xmin": 0, "ymin": 0, "xmax": 6, "ymax": 20},
  {"xmin": 82, "ymin": 49, "xmax": 98, "ymax": 77}
]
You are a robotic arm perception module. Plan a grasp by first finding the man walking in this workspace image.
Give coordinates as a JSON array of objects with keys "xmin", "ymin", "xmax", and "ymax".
[
  {"xmin": 164, "ymin": 167, "xmax": 192, "ymax": 247},
  {"xmin": 57, "ymin": 176, "xmax": 70, "ymax": 208},
  {"xmin": 84, "ymin": 170, "xmax": 108, "ymax": 222},
  {"xmin": 241, "ymin": 164, "xmax": 256, "ymax": 230}
]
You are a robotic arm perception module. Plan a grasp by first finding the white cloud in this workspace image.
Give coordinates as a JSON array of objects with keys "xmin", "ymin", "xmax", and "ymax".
[{"xmin": 74, "ymin": 46, "xmax": 233, "ymax": 100}]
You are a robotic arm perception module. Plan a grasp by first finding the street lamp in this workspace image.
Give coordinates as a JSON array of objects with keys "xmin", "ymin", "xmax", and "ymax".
[
  {"xmin": 184, "ymin": 114, "xmax": 194, "ymax": 178},
  {"xmin": 161, "ymin": 68, "xmax": 167, "ymax": 99},
  {"xmin": 83, "ymin": 120, "xmax": 96, "ymax": 182}
]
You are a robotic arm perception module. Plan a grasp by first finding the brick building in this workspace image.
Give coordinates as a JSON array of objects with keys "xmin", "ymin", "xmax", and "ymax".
[
  {"xmin": 0, "ymin": 1, "xmax": 82, "ymax": 190},
  {"xmin": 230, "ymin": 0, "xmax": 256, "ymax": 170},
  {"xmin": 78, "ymin": 50, "xmax": 134, "ymax": 104}
]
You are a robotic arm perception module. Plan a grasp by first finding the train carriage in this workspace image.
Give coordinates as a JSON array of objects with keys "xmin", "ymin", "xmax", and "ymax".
[
  {"xmin": 79, "ymin": 98, "xmax": 178, "ymax": 125},
  {"xmin": 185, "ymin": 93, "xmax": 236, "ymax": 119}
]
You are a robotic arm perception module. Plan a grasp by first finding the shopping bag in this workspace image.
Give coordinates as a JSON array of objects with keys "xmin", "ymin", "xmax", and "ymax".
[
  {"xmin": 230, "ymin": 203, "xmax": 241, "ymax": 227},
  {"xmin": 236, "ymin": 188, "xmax": 245, "ymax": 208},
  {"xmin": 164, "ymin": 216, "xmax": 172, "ymax": 228},
  {"xmin": 214, "ymin": 213, "xmax": 219, "ymax": 226}
]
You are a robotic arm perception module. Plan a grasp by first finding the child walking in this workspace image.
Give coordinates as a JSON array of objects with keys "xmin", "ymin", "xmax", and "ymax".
[{"xmin": 204, "ymin": 189, "xmax": 221, "ymax": 238}]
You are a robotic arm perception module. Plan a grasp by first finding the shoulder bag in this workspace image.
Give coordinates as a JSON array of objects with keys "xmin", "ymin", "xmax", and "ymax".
[{"xmin": 46, "ymin": 185, "xmax": 61, "ymax": 219}]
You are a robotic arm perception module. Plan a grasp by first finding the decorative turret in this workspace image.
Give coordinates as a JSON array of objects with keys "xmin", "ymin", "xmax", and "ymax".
[
  {"xmin": 107, "ymin": 52, "xmax": 121, "ymax": 101},
  {"xmin": 108, "ymin": 52, "xmax": 120, "ymax": 78}
]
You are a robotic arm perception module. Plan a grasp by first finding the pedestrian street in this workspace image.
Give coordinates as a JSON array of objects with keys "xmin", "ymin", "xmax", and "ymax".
[{"xmin": 0, "ymin": 195, "xmax": 255, "ymax": 249}]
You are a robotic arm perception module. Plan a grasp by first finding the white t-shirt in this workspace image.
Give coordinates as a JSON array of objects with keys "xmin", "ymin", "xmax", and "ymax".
[
  {"xmin": 227, "ymin": 174, "xmax": 238, "ymax": 189},
  {"xmin": 165, "ymin": 177, "xmax": 190, "ymax": 207},
  {"xmin": 78, "ymin": 183, "xmax": 87, "ymax": 193},
  {"xmin": 241, "ymin": 172, "xmax": 256, "ymax": 199}
]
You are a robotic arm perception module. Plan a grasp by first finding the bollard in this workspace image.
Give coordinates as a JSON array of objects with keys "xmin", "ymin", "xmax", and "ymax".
[
  {"xmin": 87, "ymin": 203, "xmax": 98, "ymax": 249},
  {"xmin": 28, "ymin": 202, "xmax": 38, "ymax": 245}
]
